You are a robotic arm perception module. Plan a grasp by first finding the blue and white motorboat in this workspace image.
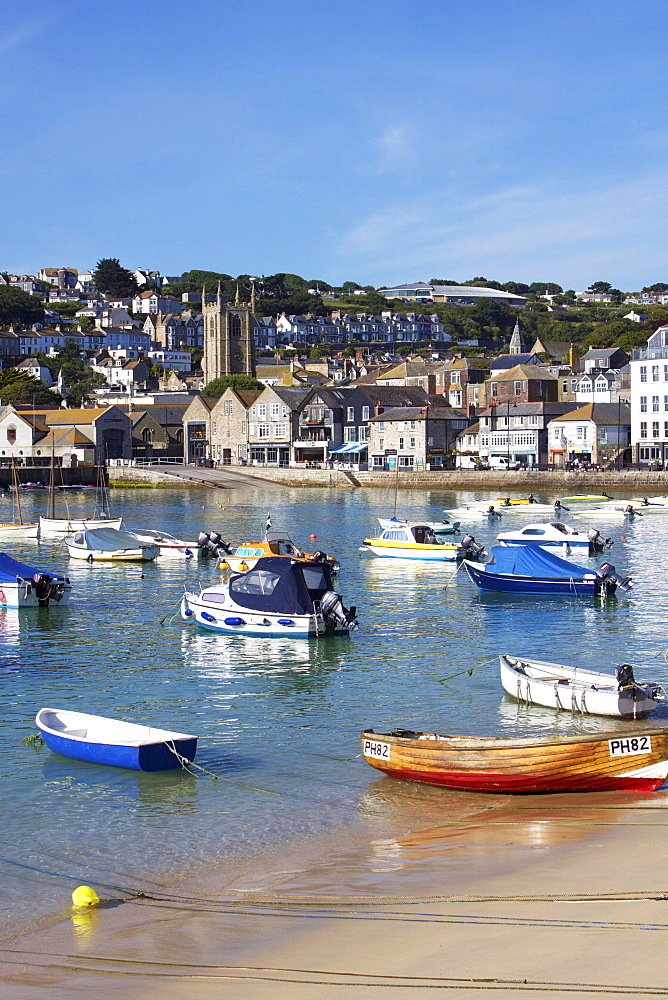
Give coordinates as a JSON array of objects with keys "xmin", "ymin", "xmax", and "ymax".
[
  {"xmin": 181, "ymin": 556, "xmax": 358, "ymax": 638},
  {"xmin": 36, "ymin": 707, "xmax": 198, "ymax": 771},
  {"xmin": 463, "ymin": 545, "xmax": 631, "ymax": 596},
  {"xmin": 0, "ymin": 552, "xmax": 71, "ymax": 609},
  {"xmin": 496, "ymin": 521, "xmax": 611, "ymax": 554}
]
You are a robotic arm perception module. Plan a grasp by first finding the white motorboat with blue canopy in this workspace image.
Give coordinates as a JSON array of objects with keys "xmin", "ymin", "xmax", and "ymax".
[
  {"xmin": 464, "ymin": 545, "xmax": 632, "ymax": 596},
  {"xmin": 500, "ymin": 654, "xmax": 665, "ymax": 718},
  {"xmin": 0, "ymin": 552, "xmax": 71, "ymax": 608},
  {"xmin": 181, "ymin": 556, "xmax": 357, "ymax": 638},
  {"xmin": 66, "ymin": 527, "xmax": 160, "ymax": 562},
  {"xmin": 496, "ymin": 521, "xmax": 611, "ymax": 554}
]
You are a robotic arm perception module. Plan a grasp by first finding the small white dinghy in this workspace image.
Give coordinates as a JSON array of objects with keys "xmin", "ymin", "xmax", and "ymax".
[
  {"xmin": 126, "ymin": 528, "xmax": 199, "ymax": 558},
  {"xmin": 66, "ymin": 527, "xmax": 159, "ymax": 562},
  {"xmin": 500, "ymin": 654, "xmax": 665, "ymax": 717}
]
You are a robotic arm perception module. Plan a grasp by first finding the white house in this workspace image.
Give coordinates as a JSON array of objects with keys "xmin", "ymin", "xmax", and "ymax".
[
  {"xmin": 575, "ymin": 372, "xmax": 615, "ymax": 403},
  {"xmin": 548, "ymin": 403, "xmax": 630, "ymax": 468},
  {"xmin": 629, "ymin": 325, "xmax": 668, "ymax": 464}
]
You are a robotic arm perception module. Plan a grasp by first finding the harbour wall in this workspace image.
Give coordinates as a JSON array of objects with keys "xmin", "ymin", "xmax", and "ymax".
[{"xmin": 105, "ymin": 464, "xmax": 668, "ymax": 491}]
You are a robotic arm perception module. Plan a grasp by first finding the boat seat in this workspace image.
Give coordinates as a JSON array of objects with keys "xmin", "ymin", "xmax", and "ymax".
[{"xmin": 67, "ymin": 728, "xmax": 88, "ymax": 738}]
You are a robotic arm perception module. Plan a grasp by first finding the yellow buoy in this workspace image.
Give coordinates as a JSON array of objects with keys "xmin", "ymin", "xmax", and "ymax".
[
  {"xmin": 239, "ymin": 562, "xmax": 248, "ymax": 572},
  {"xmin": 219, "ymin": 560, "xmax": 229, "ymax": 570},
  {"xmin": 72, "ymin": 885, "xmax": 100, "ymax": 907}
]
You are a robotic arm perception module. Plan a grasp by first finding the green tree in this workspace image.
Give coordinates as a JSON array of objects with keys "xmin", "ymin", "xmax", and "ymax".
[
  {"xmin": 202, "ymin": 374, "xmax": 264, "ymax": 397},
  {"xmin": 588, "ymin": 281, "xmax": 612, "ymax": 294},
  {"xmin": 93, "ymin": 258, "xmax": 138, "ymax": 298},
  {"xmin": 643, "ymin": 283, "xmax": 668, "ymax": 294},
  {"xmin": 529, "ymin": 282, "xmax": 563, "ymax": 295},
  {"xmin": 0, "ymin": 286, "xmax": 45, "ymax": 328},
  {"xmin": 0, "ymin": 369, "xmax": 61, "ymax": 405},
  {"xmin": 309, "ymin": 347, "xmax": 323, "ymax": 359}
]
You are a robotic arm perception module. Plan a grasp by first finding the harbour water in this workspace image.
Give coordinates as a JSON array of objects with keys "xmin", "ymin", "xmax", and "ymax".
[{"xmin": 2, "ymin": 483, "xmax": 668, "ymax": 938}]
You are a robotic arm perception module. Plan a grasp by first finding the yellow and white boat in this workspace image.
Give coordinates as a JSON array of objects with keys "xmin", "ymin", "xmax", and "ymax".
[
  {"xmin": 363, "ymin": 522, "xmax": 462, "ymax": 561},
  {"xmin": 223, "ymin": 530, "xmax": 339, "ymax": 573}
]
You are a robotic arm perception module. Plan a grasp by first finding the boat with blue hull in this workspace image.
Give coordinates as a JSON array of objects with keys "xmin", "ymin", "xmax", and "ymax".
[
  {"xmin": 36, "ymin": 708, "xmax": 198, "ymax": 771},
  {"xmin": 181, "ymin": 556, "xmax": 358, "ymax": 638},
  {"xmin": 463, "ymin": 545, "xmax": 632, "ymax": 596}
]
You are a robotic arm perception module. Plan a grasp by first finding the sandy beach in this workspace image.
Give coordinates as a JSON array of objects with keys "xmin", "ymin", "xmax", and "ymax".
[{"xmin": 3, "ymin": 786, "xmax": 668, "ymax": 1000}]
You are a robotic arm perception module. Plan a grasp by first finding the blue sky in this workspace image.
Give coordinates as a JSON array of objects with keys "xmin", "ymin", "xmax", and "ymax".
[{"xmin": 2, "ymin": 0, "xmax": 668, "ymax": 290}]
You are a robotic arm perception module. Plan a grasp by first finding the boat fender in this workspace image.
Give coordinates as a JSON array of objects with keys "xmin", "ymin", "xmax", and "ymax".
[
  {"xmin": 201, "ymin": 611, "xmax": 217, "ymax": 623},
  {"xmin": 224, "ymin": 616, "xmax": 245, "ymax": 625},
  {"xmin": 184, "ymin": 548, "xmax": 192, "ymax": 556},
  {"xmin": 277, "ymin": 619, "xmax": 296, "ymax": 626},
  {"xmin": 86, "ymin": 554, "xmax": 93, "ymax": 563},
  {"xmin": 239, "ymin": 562, "xmax": 249, "ymax": 572},
  {"xmin": 0, "ymin": 590, "xmax": 4, "ymax": 602},
  {"xmin": 183, "ymin": 608, "xmax": 194, "ymax": 617}
]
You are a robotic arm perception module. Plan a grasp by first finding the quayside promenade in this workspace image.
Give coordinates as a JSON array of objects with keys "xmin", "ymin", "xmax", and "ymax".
[{"xmin": 106, "ymin": 463, "xmax": 668, "ymax": 491}]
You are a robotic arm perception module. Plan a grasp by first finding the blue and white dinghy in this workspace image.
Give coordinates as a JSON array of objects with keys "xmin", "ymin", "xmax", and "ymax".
[
  {"xmin": 181, "ymin": 556, "xmax": 358, "ymax": 638},
  {"xmin": 36, "ymin": 708, "xmax": 198, "ymax": 771},
  {"xmin": 0, "ymin": 552, "xmax": 71, "ymax": 608}
]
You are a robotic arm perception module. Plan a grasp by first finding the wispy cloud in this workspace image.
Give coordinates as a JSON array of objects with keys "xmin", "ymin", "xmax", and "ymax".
[
  {"xmin": 0, "ymin": 16, "xmax": 54, "ymax": 57},
  {"xmin": 340, "ymin": 165, "xmax": 668, "ymax": 287}
]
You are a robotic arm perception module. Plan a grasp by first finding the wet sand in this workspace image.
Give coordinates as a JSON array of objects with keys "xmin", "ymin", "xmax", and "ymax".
[{"xmin": 3, "ymin": 787, "xmax": 668, "ymax": 999}]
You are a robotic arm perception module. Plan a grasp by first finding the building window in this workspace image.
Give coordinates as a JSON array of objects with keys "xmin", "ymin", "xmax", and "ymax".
[
  {"xmin": 562, "ymin": 380, "xmax": 568, "ymax": 392},
  {"xmin": 640, "ymin": 366, "xmax": 647, "ymax": 382},
  {"xmin": 258, "ymin": 423, "xmax": 271, "ymax": 438},
  {"xmin": 141, "ymin": 428, "xmax": 153, "ymax": 443},
  {"xmin": 653, "ymin": 422, "xmax": 660, "ymax": 437},
  {"xmin": 514, "ymin": 380, "xmax": 521, "ymax": 395},
  {"xmin": 399, "ymin": 437, "xmax": 404, "ymax": 449},
  {"xmin": 212, "ymin": 422, "xmax": 217, "ymax": 434},
  {"xmin": 640, "ymin": 396, "xmax": 647, "ymax": 412},
  {"xmin": 271, "ymin": 403, "xmax": 279, "ymax": 417},
  {"xmin": 362, "ymin": 406, "xmax": 370, "ymax": 420},
  {"xmin": 358, "ymin": 426, "xmax": 368, "ymax": 443},
  {"xmin": 6, "ymin": 427, "xmax": 16, "ymax": 443},
  {"xmin": 653, "ymin": 366, "xmax": 660, "ymax": 381},
  {"xmin": 344, "ymin": 426, "xmax": 357, "ymax": 443},
  {"xmin": 491, "ymin": 383, "xmax": 498, "ymax": 398},
  {"xmin": 399, "ymin": 455, "xmax": 414, "ymax": 467},
  {"xmin": 653, "ymin": 396, "xmax": 660, "ymax": 412},
  {"xmin": 640, "ymin": 421, "xmax": 647, "ymax": 438}
]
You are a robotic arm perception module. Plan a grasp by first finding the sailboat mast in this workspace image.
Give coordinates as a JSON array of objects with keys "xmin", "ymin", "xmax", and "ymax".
[
  {"xmin": 393, "ymin": 456, "xmax": 399, "ymax": 517},
  {"xmin": 13, "ymin": 459, "xmax": 23, "ymax": 525},
  {"xmin": 49, "ymin": 442, "xmax": 56, "ymax": 519}
]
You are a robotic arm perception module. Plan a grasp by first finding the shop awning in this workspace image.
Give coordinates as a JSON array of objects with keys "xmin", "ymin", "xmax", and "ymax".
[{"xmin": 330, "ymin": 442, "xmax": 368, "ymax": 454}]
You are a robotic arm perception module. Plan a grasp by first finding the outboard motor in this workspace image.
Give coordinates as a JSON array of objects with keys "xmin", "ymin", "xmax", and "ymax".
[
  {"xmin": 587, "ymin": 528, "xmax": 612, "ymax": 554},
  {"xmin": 595, "ymin": 563, "xmax": 632, "ymax": 596},
  {"xmin": 460, "ymin": 533, "xmax": 486, "ymax": 560},
  {"xmin": 319, "ymin": 590, "xmax": 358, "ymax": 630},
  {"xmin": 616, "ymin": 663, "xmax": 636, "ymax": 689},
  {"xmin": 198, "ymin": 531, "xmax": 232, "ymax": 558},
  {"xmin": 31, "ymin": 572, "xmax": 67, "ymax": 606}
]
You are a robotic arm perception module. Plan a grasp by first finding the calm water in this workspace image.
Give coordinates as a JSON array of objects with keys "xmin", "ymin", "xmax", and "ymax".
[{"xmin": 2, "ymin": 482, "xmax": 668, "ymax": 934}]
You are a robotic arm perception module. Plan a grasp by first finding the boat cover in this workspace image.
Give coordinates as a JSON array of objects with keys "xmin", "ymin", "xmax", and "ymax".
[
  {"xmin": 227, "ymin": 556, "xmax": 335, "ymax": 613},
  {"xmin": 77, "ymin": 527, "xmax": 145, "ymax": 551},
  {"xmin": 485, "ymin": 545, "xmax": 590, "ymax": 579},
  {"xmin": 0, "ymin": 552, "xmax": 66, "ymax": 583}
]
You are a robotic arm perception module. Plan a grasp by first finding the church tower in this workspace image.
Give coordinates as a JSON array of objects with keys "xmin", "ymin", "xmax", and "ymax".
[
  {"xmin": 508, "ymin": 318, "xmax": 525, "ymax": 355},
  {"xmin": 202, "ymin": 284, "xmax": 256, "ymax": 385}
]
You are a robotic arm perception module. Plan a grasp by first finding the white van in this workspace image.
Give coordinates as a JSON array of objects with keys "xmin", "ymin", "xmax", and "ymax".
[{"xmin": 488, "ymin": 456, "xmax": 521, "ymax": 471}]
